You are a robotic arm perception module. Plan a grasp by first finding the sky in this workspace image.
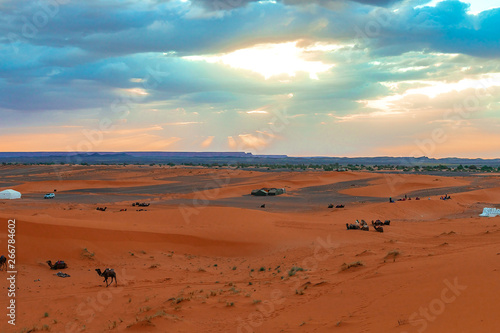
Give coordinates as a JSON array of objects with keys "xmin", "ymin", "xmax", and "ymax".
[{"xmin": 1, "ymin": 0, "xmax": 500, "ymax": 157}]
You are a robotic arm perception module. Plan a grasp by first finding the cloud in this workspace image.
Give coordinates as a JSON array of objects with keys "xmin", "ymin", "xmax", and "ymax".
[
  {"xmin": 237, "ymin": 133, "xmax": 271, "ymax": 151},
  {"xmin": 227, "ymin": 136, "xmax": 237, "ymax": 149},
  {"xmin": 1, "ymin": 0, "xmax": 500, "ymax": 156},
  {"xmin": 247, "ymin": 110, "xmax": 269, "ymax": 114},
  {"xmin": 0, "ymin": 128, "xmax": 182, "ymax": 152},
  {"xmin": 184, "ymin": 41, "xmax": 335, "ymax": 79},
  {"xmin": 362, "ymin": 2, "xmax": 500, "ymax": 58},
  {"xmin": 200, "ymin": 136, "xmax": 215, "ymax": 148},
  {"xmin": 189, "ymin": 0, "xmax": 406, "ymax": 12},
  {"xmin": 360, "ymin": 73, "xmax": 500, "ymax": 112}
]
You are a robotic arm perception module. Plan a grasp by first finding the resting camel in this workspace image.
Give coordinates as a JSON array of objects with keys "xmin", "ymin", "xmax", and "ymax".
[
  {"xmin": 95, "ymin": 268, "xmax": 117, "ymax": 287},
  {"xmin": 346, "ymin": 223, "xmax": 360, "ymax": 230},
  {"xmin": 328, "ymin": 204, "xmax": 334, "ymax": 208},
  {"xmin": 0, "ymin": 255, "xmax": 6, "ymax": 271},
  {"xmin": 374, "ymin": 226, "xmax": 384, "ymax": 233},
  {"xmin": 47, "ymin": 260, "xmax": 67, "ymax": 270},
  {"xmin": 261, "ymin": 204, "xmax": 266, "ymax": 208}
]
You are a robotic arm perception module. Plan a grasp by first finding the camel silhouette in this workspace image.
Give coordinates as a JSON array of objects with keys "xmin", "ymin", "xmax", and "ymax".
[
  {"xmin": 374, "ymin": 226, "xmax": 384, "ymax": 233},
  {"xmin": 47, "ymin": 260, "xmax": 67, "ymax": 270},
  {"xmin": 95, "ymin": 268, "xmax": 117, "ymax": 287},
  {"xmin": 0, "ymin": 255, "xmax": 6, "ymax": 270}
]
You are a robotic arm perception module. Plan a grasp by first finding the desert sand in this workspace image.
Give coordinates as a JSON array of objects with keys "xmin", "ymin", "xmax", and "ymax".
[{"xmin": 1, "ymin": 165, "xmax": 500, "ymax": 332}]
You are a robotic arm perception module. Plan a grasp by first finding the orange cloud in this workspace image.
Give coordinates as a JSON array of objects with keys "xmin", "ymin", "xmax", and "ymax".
[
  {"xmin": 0, "ymin": 128, "xmax": 181, "ymax": 152},
  {"xmin": 227, "ymin": 136, "xmax": 237, "ymax": 149},
  {"xmin": 375, "ymin": 131, "xmax": 500, "ymax": 158},
  {"xmin": 200, "ymin": 136, "xmax": 214, "ymax": 148}
]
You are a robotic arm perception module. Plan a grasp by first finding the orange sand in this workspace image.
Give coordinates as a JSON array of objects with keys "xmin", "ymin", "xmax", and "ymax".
[{"xmin": 0, "ymin": 165, "xmax": 500, "ymax": 332}]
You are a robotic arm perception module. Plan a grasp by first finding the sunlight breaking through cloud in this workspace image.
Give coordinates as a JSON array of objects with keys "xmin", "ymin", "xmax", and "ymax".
[
  {"xmin": 183, "ymin": 41, "xmax": 337, "ymax": 80},
  {"xmin": 361, "ymin": 73, "xmax": 500, "ymax": 111}
]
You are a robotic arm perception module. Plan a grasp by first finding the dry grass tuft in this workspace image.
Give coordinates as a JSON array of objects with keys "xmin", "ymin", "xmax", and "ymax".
[
  {"xmin": 384, "ymin": 250, "xmax": 400, "ymax": 262},
  {"xmin": 340, "ymin": 261, "xmax": 364, "ymax": 271}
]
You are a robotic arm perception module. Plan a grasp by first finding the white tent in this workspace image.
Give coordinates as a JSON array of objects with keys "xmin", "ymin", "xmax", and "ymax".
[
  {"xmin": 0, "ymin": 189, "xmax": 21, "ymax": 200},
  {"xmin": 479, "ymin": 207, "xmax": 500, "ymax": 217}
]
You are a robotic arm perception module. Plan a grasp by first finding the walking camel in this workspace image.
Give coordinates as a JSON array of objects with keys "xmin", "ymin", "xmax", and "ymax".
[{"xmin": 95, "ymin": 268, "xmax": 117, "ymax": 287}]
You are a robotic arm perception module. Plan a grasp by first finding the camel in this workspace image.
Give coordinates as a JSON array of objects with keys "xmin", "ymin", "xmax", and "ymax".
[
  {"xmin": 47, "ymin": 260, "xmax": 67, "ymax": 270},
  {"xmin": 0, "ymin": 255, "xmax": 6, "ymax": 271},
  {"xmin": 95, "ymin": 268, "xmax": 117, "ymax": 287},
  {"xmin": 336, "ymin": 204, "xmax": 345, "ymax": 208},
  {"xmin": 328, "ymin": 204, "xmax": 334, "ymax": 208},
  {"xmin": 261, "ymin": 204, "xmax": 266, "ymax": 208},
  {"xmin": 360, "ymin": 225, "xmax": 369, "ymax": 231},
  {"xmin": 346, "ymin": 223, "xmax": 360, "ymax": 230},
  {"xmin": 374, "ymin": 226, "xmax": 384, "ymax": 233},
  {"xmin": 384, "ymin": 220, "xmax": 391, "ymax": 225}
]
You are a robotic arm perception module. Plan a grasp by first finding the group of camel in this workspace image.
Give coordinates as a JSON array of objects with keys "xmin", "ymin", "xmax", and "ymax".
[
  {"xmin": 346, "ymin": 219, "xmax": 390, "ymax": 233},
  {"xmin": 45, "ymin": 260, "xmax": 117, "ymax": 287},
  {"xmin": 390, "ymin": 194, "xmax": 421, "ymax": 203},
  {"xmin": 328, "ymin": 204, "xmax": 345, "ymax": 208},
  {"xmin": 132, "ymin": 202, "xmax": 150, "ymax": 207},
  {"xmin": 97, "ymin": 207, "xmax": 132, "ymax": 212}
]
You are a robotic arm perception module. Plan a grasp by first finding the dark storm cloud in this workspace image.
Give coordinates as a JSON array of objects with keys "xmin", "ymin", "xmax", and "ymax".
[{"xmin": 189, "ymin": 0, "xmax": 406, "ymax": 12}]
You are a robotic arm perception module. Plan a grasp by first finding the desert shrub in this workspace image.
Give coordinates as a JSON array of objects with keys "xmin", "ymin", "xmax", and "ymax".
[{"xmin": 288, "ymin": 266, "xmax": 304, "ymax": 277}]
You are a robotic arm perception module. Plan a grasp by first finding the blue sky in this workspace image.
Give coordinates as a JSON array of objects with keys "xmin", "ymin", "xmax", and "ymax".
[{"xmin": 1, "ymin": 0, "xmax": 500, "ymax": 157}]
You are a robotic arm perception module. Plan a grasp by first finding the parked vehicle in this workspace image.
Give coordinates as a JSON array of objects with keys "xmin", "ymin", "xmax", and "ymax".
[{"xmin": 44, "ymin": 193, "xmax": 55, "ymax": 199}]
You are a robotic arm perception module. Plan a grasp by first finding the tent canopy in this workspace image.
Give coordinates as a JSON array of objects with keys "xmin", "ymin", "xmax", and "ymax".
[
  {"xmin": 0, "ymin": 189, "xmax": 22, "ymax": 200},
  {"xmin": 479, "ymin": 207, "xmax": 500, "ymax": 217}
]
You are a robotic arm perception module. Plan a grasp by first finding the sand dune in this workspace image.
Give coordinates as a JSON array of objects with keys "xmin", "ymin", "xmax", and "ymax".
[
  {"xmin": 1, "ymin": 166, "xmax": 500, "ymax": 332},
  {"xmin": 340, "ymin": 173, "xmax": 472, "ymax": 198}
]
